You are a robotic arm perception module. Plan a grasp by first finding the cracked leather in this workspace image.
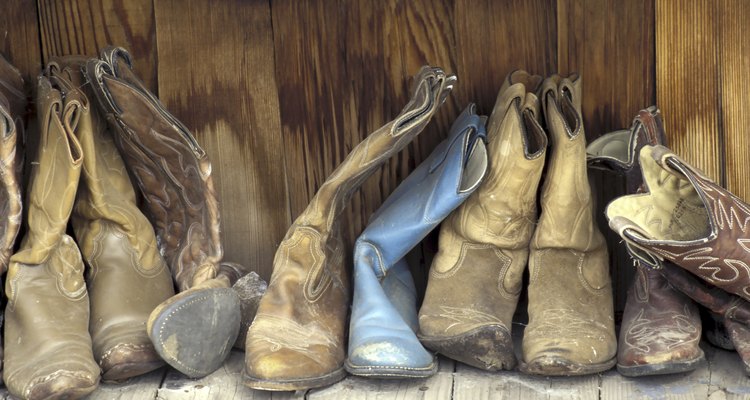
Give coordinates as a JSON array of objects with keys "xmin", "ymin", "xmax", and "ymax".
[
  {"xmin": 587, "ymin": 107, "xmax": 703, "ymax": 375},
  {"xmin": 419, "ymin": 70, "xmax": 546, "ymax": 371},
  {"xmin": 244, "ymin": 66, "xmax": 455, "ymax": 390}
]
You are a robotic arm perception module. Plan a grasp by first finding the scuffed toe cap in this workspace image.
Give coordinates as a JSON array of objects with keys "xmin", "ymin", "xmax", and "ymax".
[{"xmin": 347, "ymin": 335, "xmax": 434, "ymax": 371}]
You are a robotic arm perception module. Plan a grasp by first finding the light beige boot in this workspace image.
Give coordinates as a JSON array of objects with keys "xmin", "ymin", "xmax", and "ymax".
[
  {"xmin": 3, "ymin": 75, "xmax": 100, "ymax": 400},
  {"xmin": 521, "ymin": 74, "xmax": 616, "ymax": 376},
  {"xmin": 418, "ymin": 70, "xmax": 546, "ymax": 370}
]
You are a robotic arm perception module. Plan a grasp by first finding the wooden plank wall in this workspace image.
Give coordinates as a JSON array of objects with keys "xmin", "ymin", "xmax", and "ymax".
[{"xmin": 1, "ymin": 0, "xmax": 745, "ymax": 314}]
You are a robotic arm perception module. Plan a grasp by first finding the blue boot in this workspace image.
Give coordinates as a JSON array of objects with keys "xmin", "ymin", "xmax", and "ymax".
[{"xmin": 346, "ymin": 104, "xmax": 488, "ymax": 378}]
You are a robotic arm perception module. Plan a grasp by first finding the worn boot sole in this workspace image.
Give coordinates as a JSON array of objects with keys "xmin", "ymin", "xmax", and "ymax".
[
  {"xmin": 148, "ymin": 287, "xmax": 240, "ymax": 378},
  {"xmin": 26, "ymin": 373, "xmax": 99, "ymax": 400},
  {"xmin": 419, "ymin": 326, "xmax": 516, "ymax": 371},
  {"xmin": 344, "ymin": 357, "xmax": 437, "ymax": 378},
  {"xmin": 520, "ymin": 355, "xmax": 617, "ymax": 376},
  {"xmin": 242, "ymin": 366, "xmax": 346, "ymax": 391},
  {"xmin": 616, "ymin": 351, "xmax": 705, "ymax": 377}
]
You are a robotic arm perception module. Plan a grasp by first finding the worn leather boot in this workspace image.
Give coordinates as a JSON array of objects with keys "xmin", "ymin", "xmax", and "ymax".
[
  {"xmin": 521, "ymin": 74, "xmax": 616, "ymax": 376},
  {"xmin": 418, "ymin": 70, "xmax": 546, "ymax": 371},
  {"xmin": 347, "ymin": 104, "xmax": 487, "ymax": 378},
  {"xmin": 85, "ymin": 47, "xmax": 245, "ymax": 378},
  {"xmin": 606, "ymin": 144, "xmax": 750, "ymax": 302},
  {"xmin": 4, "ymin": 75, "xmax": 100, "ymax": 400},
  {"xmin": 587, "ymin": 107, "xmax": 703, "ymax": 376},
  {"xmin": 45, "ymin": 57, "xmax": 176, "ymax": 381},
  {"xmin": 244, "ymin": 66, "xmax": 454, "ymax": 390},
  {"xmin": 0, "ymin": 55, "xmax": 25, "ymax": 385}
]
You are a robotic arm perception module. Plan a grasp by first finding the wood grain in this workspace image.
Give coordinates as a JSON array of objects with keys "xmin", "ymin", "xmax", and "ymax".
[
  {"xmin": 37, "ymin": 0, "xmax": 158, "ymax": 93},
  {"xmin": 153, "ymin": 0, "xmax": 290, "ymax": 280},
  {"xmin": 88, "ymin": 368, "xmax": 165, "ymax": 400},
  {"xmin": 0, "ymin": 0, "xmax": 42, "ymax": 84},
  {"xmin": 718, "ymin": 0, "xmax": 750, "ymax": 202},
  {"xmin": 656, "ymin": 0, "xmax": 723, "ymax": 183},
  {"xmin": 557, "ymin": 0, "xmax": 656, "ymax": 312}
]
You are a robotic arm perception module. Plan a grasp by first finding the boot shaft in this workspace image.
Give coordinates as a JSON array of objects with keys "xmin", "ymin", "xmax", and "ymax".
[{"xmin": 534, "ymin": 74, "xmax": 603, "ymax": 252}]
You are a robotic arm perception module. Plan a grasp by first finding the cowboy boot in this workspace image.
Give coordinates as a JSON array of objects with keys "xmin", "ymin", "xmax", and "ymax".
[
  {"xmin": 418, "ymin": 70, "xmax": 546, "ymax": 371},
  {"xmin": 85, "ymin": 47, "xmax": 246, "ymax": 378},
  {"xmin": 522, "ymin": 74, "xmax": 616, "ymax": 376},
  {"xmin": 45, "ymin": 57, "xmax": 176, "ymax": 381},
  {"xmin": 587, "ymin": 107, "xmax": 703, "ymax": 376},
  {"xmin": 347, "ymin": 104, "xmax": 487, "ymax": 378},
  {"xmin": 3, "ymin": 75, "xmax": 100, "ymax": 400},
  {"xmin": 658, "ymin": 260, "xmax": 750, "ymax": 374},
  {"xmin": 244, "ymin": 66, "xmax": 454, "ymax": 391},
  {"xmin": 0, "ymin": 55, "xmax": 25, "ymax": 385},
  {"xmin": 606, "ymin": 144, "xmax": 750, "ymax": 302}
]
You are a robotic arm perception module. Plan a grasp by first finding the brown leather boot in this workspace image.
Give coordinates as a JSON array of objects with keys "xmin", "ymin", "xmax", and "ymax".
[
  {"xmin": 587, "ymin": 107, "xmax": 703, "ymax": 376},
  {"xmin": 3, "ymin": 75, "xmax": 100, "ymax": 400},
  {"xmin": 243, "ymin": 66, "xmax": 454, "ymax": 391},
  {"xmin": 418, "ymin": 70, "xmax": 545, "ymax": 371},
  {"xmin": 85, "ymin": 47, "xmax": 245, "ymax": 378},
  {"xmin": 521, "ymin": 74, "xmax": 617, "ymax": 376},
  {"xmin": 45, "ymin": 57, "xmax": 176, "ymax": 382},
  {"xmin": 0, "ymin": 54, "xmax": 25, "ymax": 385}
]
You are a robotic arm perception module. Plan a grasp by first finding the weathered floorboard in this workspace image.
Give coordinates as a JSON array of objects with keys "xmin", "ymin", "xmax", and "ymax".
[
  {"xmin": 37, "ymin": 0, "xmax": 158, "ymax": 93},
  {"xmin": 87, "ymin": 368, "xmax": 165, "ymax": 400},
  {"xmin": 707, "ymin": 344, "xmax": 750, "ymax": 400},
  {"xmin": 158, "ymin": 351, "xmax": 301, "ymax": 400},
  {"xmin": 153, "ymin": 0, "xmax": 290, "ymax": 280}
]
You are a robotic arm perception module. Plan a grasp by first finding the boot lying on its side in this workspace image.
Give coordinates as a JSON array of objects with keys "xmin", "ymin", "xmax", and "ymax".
[
  {"xmin": 244, "ymin": 66, "xmax": 455, "ymax": 391},
  {"xmin": 86, "ymin": 47, "xmax": 246, "ymax": 378},
  {"xmin": 347, "ymin": 104, "xmax": 487, "ymax": 378},
  {"xmin": 587, "ymin": 107, "xmax": 703, "ymax": 377}
]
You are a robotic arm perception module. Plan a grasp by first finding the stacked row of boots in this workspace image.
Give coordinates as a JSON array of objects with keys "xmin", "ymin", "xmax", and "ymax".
[{"xmin": 0, "ymin": 49, "xmax": 253, "ymax": 400}]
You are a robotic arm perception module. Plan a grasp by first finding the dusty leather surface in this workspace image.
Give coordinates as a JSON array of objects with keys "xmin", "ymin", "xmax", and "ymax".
[
  {"xmin": 4, "ymin": 75, "xmax": 99, "ymax": 399},
  {"xmin": 418, "ymin": 71, "xmax": 546, "ymax": 371},
  {"xmin": 244, "ymin": 66, "xmax": 454, "ymax": 388},
  {"xmin": 523, "ymin": 74, "xmax": 616, "ymax": 374},
  {"xmin": 46, "ymin": 57, "xmax": 175, "ymax": 379}
]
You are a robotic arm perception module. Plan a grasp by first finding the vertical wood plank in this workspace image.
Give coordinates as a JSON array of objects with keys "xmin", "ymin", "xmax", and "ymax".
[
  {"xmin": 454, "ymin": 0, "xmax": 558, "ymax": 115},
  {"xmin": 37, "ymin": 0, "xmax": 158, "ymax": 93},
  {"xmin": 0, "ymin": 0, "xmax": 42, "ymax": 83},
  {"xmin": 656, "ymin": 0, "xmax": 723, "ymax": 183},
  {"xmin": 557, "ymin": 0, "xmax": 656, "ymax": 312},
  {"xmin": 153, "ymin": 0, "xmax": 290, "ymax": 280},
  {"xmin": 718, "ymin": 0, "xmax": 750, "ymax": 202}
]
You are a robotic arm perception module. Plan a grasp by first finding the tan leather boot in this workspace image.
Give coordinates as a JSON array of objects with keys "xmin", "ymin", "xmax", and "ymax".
[
  {"xmin": 418, "ymin": 70, "xmax": 546, "ymax": 371},
  {"xmin": 85, "ymin": 47, "xmax": 245, "ymax": 378},
  {"xmin": 521, "ymin": 74, "xmax": 616, "ymax": 376},
  {"xmin": 3, "ymin": 75, "xmax": 100, "ymax": 400},
  {"xmin": 46, "ymin": 57, "xmax": 176, "ymax": 382},
  {"xmin": 243, "ymin": 66, "xmax": 454, "ymax": 391},
  {"xmin": 0, "ymin": 54, "xmax": 25, "ymax": 386}
]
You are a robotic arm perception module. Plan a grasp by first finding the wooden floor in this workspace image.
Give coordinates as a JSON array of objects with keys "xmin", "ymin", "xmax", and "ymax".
[{"xmin": 0, "ymin": 342, "xmax": 745, "ymax": 400}]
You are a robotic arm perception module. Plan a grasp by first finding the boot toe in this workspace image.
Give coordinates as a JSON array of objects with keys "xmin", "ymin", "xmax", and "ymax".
[
  {"xmin": 243, "ymin": 349, "xmax": 346, "ymax": 391},
  {"xmin": 521, "ymin": 349, "xmax": 616, "ymax": 376},
  {"xmin": 25, "ymin": 369, "xmax": 99, "ymax": 400},
  {"xmin": 99, "ymin": 342, "xmax": 165, "ymax": 382},
  {"xmin": 346, "ymin": 335, "xmax": 436, "ymax": 378},
  {"xmin": 419, "ymin": 324, "xmax": 515, "ymax": 371}
]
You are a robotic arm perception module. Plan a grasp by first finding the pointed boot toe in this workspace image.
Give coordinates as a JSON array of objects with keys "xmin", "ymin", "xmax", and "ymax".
[
  {"xmin": 148, "ymin": 285, "xmax": 241, "ymax": 378},
  {"xmin": 346, "ymin": 335, "xmax": 436, "ymax": 378},
  {"xmin": 419, "ymin": 324, "xmax": 515, "ymax": 371},
  {"xmin": 25, "ymin": 370, "xmax": 99, "ymax": 400},
  {"xmin": 243, "ymin": 346, "xmax": 346, "ymax": 391}
]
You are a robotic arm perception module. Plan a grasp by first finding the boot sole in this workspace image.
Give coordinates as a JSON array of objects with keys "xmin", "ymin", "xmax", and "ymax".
[
  {"xmin": 520, "ymin": 355, "xmax": 617, "ymax": 376},
  {"xmin": 344, "ymin": 357, "xmax": 437, "ymax": 378},
  {"xmin": 418, "ymin": 326, "xmax": 516, "ymax": 371},
  {"xmin": 616, "ymin": 351, "xmax": 706, "ymax": 377},
  {"xmin": 148, "ymin": 287, "xmax": 241, "ymax": 378},
  {"xmin": 242, "ymin": 367, "xmax": 346, "ymax": 391}
]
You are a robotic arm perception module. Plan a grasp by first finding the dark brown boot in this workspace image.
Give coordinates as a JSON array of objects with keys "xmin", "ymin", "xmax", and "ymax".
[{"xmin": 587, "ymin": 107, "xmax": 704, "ymax": 376}]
